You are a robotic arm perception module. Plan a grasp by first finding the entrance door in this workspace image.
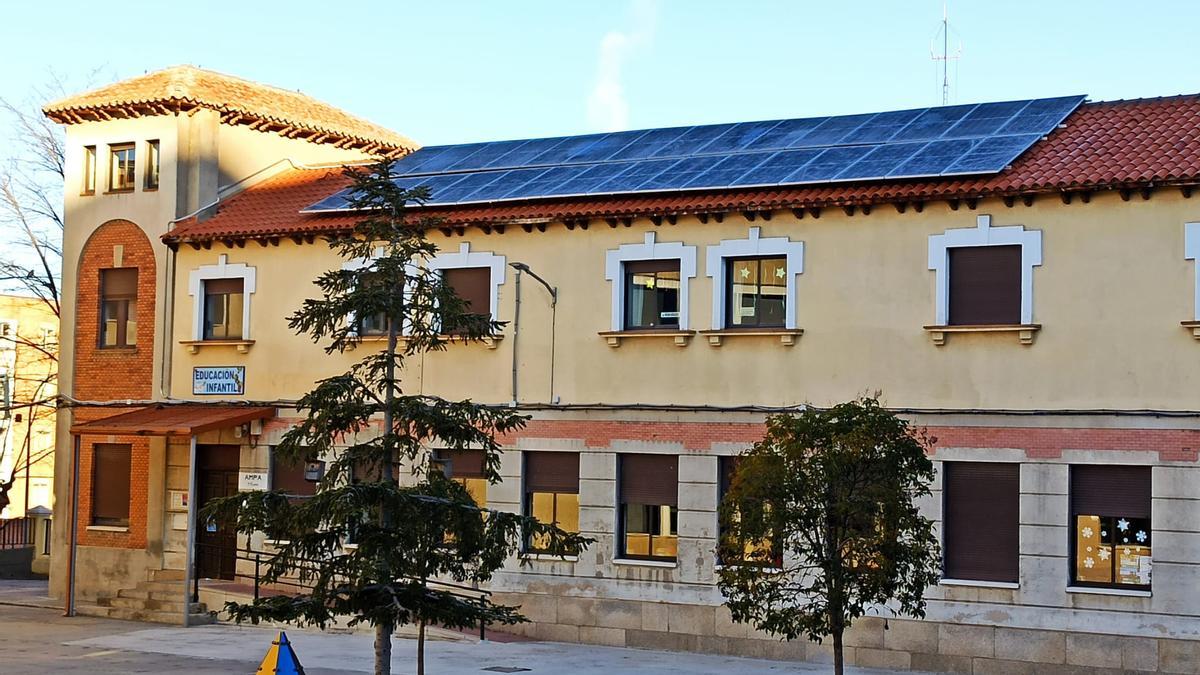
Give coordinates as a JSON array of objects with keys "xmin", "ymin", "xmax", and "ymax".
[{"xmin": 196, "ymin": 445, "xmax": 239, "ymax": 580}]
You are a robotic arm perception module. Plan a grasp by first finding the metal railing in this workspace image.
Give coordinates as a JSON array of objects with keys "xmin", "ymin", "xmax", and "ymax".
[
  {"xmin": 0, "ymin": 517, "xmax": 32, "ymax": 550},
  {"xmin": 192, "ymin": 541, "xmax": 493, "ymax": 639}
]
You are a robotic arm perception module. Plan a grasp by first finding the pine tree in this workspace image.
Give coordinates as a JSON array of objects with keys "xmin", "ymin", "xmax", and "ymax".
[
  {"xmin": 717, "ymin": 397, "xmax": 941, "ymax": 675},
  {"xmin": 202, "ymin": 159, "xmax": 590, "ymax": 675}
]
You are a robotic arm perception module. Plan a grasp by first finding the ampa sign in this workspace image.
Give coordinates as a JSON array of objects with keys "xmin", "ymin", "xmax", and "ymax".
[{"xmin": 193, "ymin": 366, "xmax": 245, "ymax": 396}]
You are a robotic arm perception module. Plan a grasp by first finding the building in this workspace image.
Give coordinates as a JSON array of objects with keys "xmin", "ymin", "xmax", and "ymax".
[
  {"xmin": 0, "ymin": 294, "xmax": 57, "ymax": 514},
  {"xmin": 45, "ymin": 67, "xmax": 1200, "ymax": 672}
]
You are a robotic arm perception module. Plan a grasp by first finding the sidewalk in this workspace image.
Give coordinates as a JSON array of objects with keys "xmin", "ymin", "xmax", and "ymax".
[
  {"xmin": 63, "ymin": 612, "xmax": 920, "ymax": 674},
  {"xmin": 0, "ymin": 578, "xmax": 59, "ymax": 609}
]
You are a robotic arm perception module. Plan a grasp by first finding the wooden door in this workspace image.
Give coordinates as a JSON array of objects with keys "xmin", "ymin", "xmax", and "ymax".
[{"xmin": 196, "ymin": 445, "xmax": 239, "ymax": 580}]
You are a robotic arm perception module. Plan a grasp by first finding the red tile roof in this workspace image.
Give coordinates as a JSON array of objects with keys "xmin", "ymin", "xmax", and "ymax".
[
  {"xmin": 45, "ymin": 66, "xmax": 416, "ymax": 155},
  {"xmin": 164, "ymin": 95, "xmax": 1200, "ymax": 245}
]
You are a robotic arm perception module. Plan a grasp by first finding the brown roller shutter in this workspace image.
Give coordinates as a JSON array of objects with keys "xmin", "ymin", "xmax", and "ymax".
[
  {"xmin": 205, "ymin": 278, "xmax": 244, "ymax": 295},
  {"xmin": 943, "ymin": 462, "xmax": 1019, "ymax": 583},
  {"xmin": 92, "ymin": 443, "xmax": 132, "ymax": 526},
  {"xmin": 718, "ymin": 456, "xmax": 738, "ymax": 497},
  {"xmin": 1071, "ymin": 465, "xmax": 1151, "ymax": 518},
  {"xmin": 101, "ymin": 268, "xmax": 138, "ymax": 298},
  {"xmin": 444, "ymin": 267, "xmax": 491, "ymax": 315},
  {"xmin": 948, "ymin": 245, "xmax": 1021, "ymax": 325},
  {"xmin": 525, "ymin": 451, "xmax": 580, "ymax": 493},
  {"xmin": 620, "ymin": 454, "xmax": 678, "ymax": 506},
  {"xmin": 442, "ymin": 449, "xmax": 487, "ymax": 479},
  {"xmin": 625, "ymin": 259, "xmax": 680, "ymax": 275},
  {"xmin": 272, "ymin": 454, "xmax": 317, "ymax": 497}
]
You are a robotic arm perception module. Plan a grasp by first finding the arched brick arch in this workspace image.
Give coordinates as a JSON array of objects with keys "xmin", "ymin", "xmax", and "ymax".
[{"xmin": 75, "ymin": 219, "xmax": 157, "ymax": 402}]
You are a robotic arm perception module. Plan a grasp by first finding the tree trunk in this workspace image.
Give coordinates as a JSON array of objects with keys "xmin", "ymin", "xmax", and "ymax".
[
  {"xmin": 374, "ymin": 621, "xmax": 393, "ymax": 675},
  {"xmin": 417, "ymin": 618, "xmax": 427, "ymax": 675},
  {"xmin": 832, "ymin": 626, "xmax": 844, "ymax": 675}
]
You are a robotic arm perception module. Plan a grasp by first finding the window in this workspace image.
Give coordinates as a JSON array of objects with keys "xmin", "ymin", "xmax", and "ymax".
[
  {"xmin": 441, "ymin": 267, "xmax": 491, "ymax": 334},
  {"xmin": 726, "ymin": 257, "xmax": 787, "ymax": 328},
  {"xmin": 436, "ymin": 449, "xmax": 488, "ymax": 507},
  {"xmin": 718, "ymin": 456, "xmax": 781, "ymax": 567},
  {"xmin": 99, "ymin": 268, "xmax": 137, "ymax": 348},
  {"xmin": 524, "ymin": 452, "xmax": 580, "ymax": 552},
  {"xmin": 91, "ymin": 443, "xmax": 131, "ymax": 527},
  {"xmin": 948, "ymin": 245, "xmax": 1021, "ymax": 325},
  {"xmin": 624, "ymin": 260, "xmax": 680, "ymax": 330},
  {"xmin": 82, "ymin": 145, "xmax": 96, "ymax": 194},
  {"xmin": 203, "ymin": 278, "xmax": 245, "ymax": 340},
  {"xmin": 272, "ymin": 451, "xmax": 318, "ymax": 500},
  {"xmin": 619, "ymin": 454, "xmax": 678, "ymax": 561},
  {"xmin": 108, "ymin": 143, "xmax": 135, "ymax": 192},
  {"xmin": 354, "ymin": 271, "xmax": 389, "ymax": 336},
  {"xmin": 942, "ymin": 462, "xmax": 1019, "ymax": 583},
  {"xmin": 144, "ymin": 140, "xmax": 160, "ymax": 190},
  {"xmin": 1071, "ymin": 465, "xmax": 1152, "ymax": 590}
]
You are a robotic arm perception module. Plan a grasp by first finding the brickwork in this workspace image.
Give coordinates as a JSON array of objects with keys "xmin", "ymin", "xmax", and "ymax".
[
  {"xmin": 499, "ymin": 418, "xmax": 1200, "ymax": 462},
  {"xmin": 73, "ymin": 219, "xmax": 157, "ymax": 550}
]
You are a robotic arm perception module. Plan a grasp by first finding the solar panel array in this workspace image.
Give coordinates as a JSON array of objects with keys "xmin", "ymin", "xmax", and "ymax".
[{"xmin": 303, "ymin": 95, "xmax": 1085, "ymax": 212}]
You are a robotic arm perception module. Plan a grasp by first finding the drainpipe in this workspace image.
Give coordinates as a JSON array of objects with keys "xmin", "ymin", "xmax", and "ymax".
[
  {"xmin": 64, "ymin": 433, "xmax": 80, "ymax": 617},
  {"xmin": 182, "ymin": 435, "xmax": 197, "ymax": 627},
  {"xmin": 509, "ymin": 269, "xmax": 521, "ymax": 406}
]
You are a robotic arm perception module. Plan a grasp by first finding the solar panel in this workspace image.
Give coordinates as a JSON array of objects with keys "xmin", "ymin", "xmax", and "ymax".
[{"xmin": 300, "ymin": 95, "xmax": 1086, "ymax": 212}]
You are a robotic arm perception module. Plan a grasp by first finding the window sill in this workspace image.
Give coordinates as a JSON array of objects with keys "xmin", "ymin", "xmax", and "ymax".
[
  {"xmin": 714, "ymin": 563, "xmax": 783, "ymax": 574},
  {"xmin": 923, "ymin": 324, "xmax": 1041, "ymax": 346},
  {"xmin": 598, "ymin": 330, "xmax": 694, "ymax": 347},
  {"xmin": 612, "ymin": 558, "xmax": 677, "ymax": 569},
  {"xmin": 86, "ymin": 525, "xmax": 129, "ymax": 533},
  {"xmin": 1181, "ymin": 321, "xmax": 1200, "ymax": 339},
  {"xmin": 180, "ymin": 339, "xmax": 255, "ymax": 354},
  {"xmin": 351, "ymin": 334, "xmax": 503, "ymax": 350},
  {"xmin": 519, "ymin": 553, "xmax": 579, "ymax": 563},
  {"xmin": 1065, "ymin": 586, "xmax": 1151, "ymax": 598},
  {"xmin": 700, "ymin": 328, "xmax": 804, "ymax": 347},
  {"xmin": 97, "ymin": 346, "xmax": 138, "ymax": 353},
  {"xmin": 104, "ymin": 188, "xmax": 135, "ymax": 195},
  {"xmin": 940, "ymin": 578, "xmax": 1019, "ymax": 590}
]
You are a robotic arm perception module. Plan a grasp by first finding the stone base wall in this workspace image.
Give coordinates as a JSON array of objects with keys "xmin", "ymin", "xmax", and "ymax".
[{"xmin": 491, "ymin": 592, "xmax": 1199, "ymax": 674}]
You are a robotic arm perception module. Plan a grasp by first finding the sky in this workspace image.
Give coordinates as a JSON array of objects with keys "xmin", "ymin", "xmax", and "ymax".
[{"xmin": 2, "ymin": 0, "xmax": 1200, "ymax": 147}]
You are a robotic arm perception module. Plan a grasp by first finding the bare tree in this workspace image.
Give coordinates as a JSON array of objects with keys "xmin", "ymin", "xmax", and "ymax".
[{"xmin": 0, "ymin": 75, "xmax": 70, "ymax": 516}]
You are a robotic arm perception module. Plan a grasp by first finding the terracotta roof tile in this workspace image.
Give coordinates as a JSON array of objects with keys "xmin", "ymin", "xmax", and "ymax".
[
  {"xmin": 44, "ymin": 65, "xmax": 415, "ymax": 154},
  {"xmin": 164, "ymin": 95, "xmax": 1200, "ymax": 244}
]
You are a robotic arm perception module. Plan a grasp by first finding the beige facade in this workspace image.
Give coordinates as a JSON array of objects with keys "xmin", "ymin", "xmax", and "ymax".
[{"xmin": 0, "ymin": 294, "xmax": 58, "ymax": 520}]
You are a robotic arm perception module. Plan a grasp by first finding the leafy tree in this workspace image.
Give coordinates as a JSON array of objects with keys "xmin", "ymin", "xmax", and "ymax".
[
  {"xmin": 202, "ymin": 159, "xmax": 591, "ymax": 675},
  {"xmin": 717, "ymin": 397, "xmax": 941, "ymax": 675}
]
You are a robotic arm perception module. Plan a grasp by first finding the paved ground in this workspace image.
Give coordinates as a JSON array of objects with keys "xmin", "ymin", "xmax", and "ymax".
[
  {"xmin": 0, "ymin": 578, "xmax": 58, "ymax": 609},
  {"xmin": 0, "ymin": 603, "xmax": 927, "ymax": 675}
]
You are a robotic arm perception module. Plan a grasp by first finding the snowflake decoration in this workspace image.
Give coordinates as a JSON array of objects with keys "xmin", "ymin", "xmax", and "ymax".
[
  {"xmin": 1084, "ymin": 557, "xmax": 1095, "ymax": 569},
  {"xmin": 1101, "ymin": 530, "xmax": 1107, "ymax": 537},
  {"xmin": 1082, "ymin": 526, "xmax": 1094, "ymax": 539},
  {"xmin": 1098, "ymin": 548, "xmax": 1111, "ymax": 561},
  {"xmin": 1117, "ymin": 518, "xmax": 1130, "ymax": 532},
  {"xmin": 1086, "ymin": 546, "xmax": 1093, "ymax": 553},
  {"xmin": 1136, "ymin": 530, "xmax": 1147, "ymax": 543},
  {"xmin": 1124, "ymin": 547, "xmax": 1133, "ymax": 555}
]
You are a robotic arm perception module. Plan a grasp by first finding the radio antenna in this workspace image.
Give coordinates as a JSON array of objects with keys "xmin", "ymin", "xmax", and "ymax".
[{"xmin": 930, "ymin": 1, "xmax": 963, "ymax": 105}]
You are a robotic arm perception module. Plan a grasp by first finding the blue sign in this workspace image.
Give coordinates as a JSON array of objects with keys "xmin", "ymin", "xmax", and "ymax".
[{"xmin": 193, "ymin": 366, "xmax": 245, "ymax": 396}]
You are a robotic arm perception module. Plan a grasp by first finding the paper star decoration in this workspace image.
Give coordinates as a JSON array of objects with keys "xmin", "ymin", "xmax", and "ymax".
[
  {"xmin": 1136, "ymin": 530, "xmax": 1147, "ymax": 543},
  {"xmin": 1118, "ymin": 518, "xmax": 1130, "ymax": 532},
  {"xmin": 1098, "ymin": 548, "xmax": 1111, "ymax": 560},
  {"xmin": 775, "ymin": 266, "xmax": 785, "ymax": 278},
  {"xmin": 739, "ymin": 267, "xmax": 751, "ymax": 279}
]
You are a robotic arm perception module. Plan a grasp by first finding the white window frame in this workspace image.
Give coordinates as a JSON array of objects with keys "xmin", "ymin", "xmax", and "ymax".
[
  {"xmin": 927, "ymin": 214, "xmax": 1042, "ymax": 326},
  {"xmin": 1185, "ymin": 222, "xmax": 1200, "ymax": 321},
  {"xmin": 188, "ymin": 254, "xmax": 256, "ymax": 340},
  {"xmin": 427, "ymin": 243, "xmax": 507, "ymax": 321},
  {"xmin": 604, "ymin": 232, "xmax": 697, "ymax": 331},
  {"xmin": 705, "ymin": 227, "xmax": 804, "ymax": 330}
]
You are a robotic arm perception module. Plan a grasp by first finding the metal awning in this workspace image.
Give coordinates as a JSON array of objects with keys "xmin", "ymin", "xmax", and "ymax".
[{"xmin": 69, "ymin": 404, "xmax": 275, "ymax": 436}]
